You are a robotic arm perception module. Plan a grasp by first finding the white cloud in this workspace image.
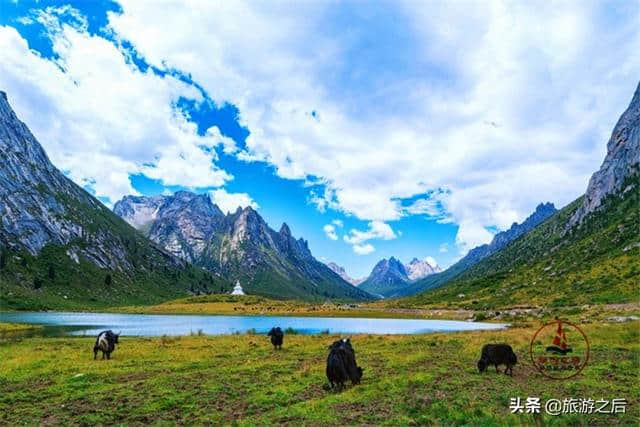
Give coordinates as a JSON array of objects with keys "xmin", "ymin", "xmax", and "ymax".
[
  {"xmin": 323, "ymin": 224, "xmax": 338, "ymax": 240},
  {"xmin": 403, "ymin": 195, "xmax": 451, "ymax": 222},
  {"xmin": 209, "ymin": 189, "xmax": 258, "ymax": 214},
  {"xmin": 106, "ymin": 0, "xmax": 640, "ymax": 255},
  {"xmin": 0, "ymin": 8, "xmax": 234, "ymax": 204},
  {"xmin": 352, "ymin": 243, "xmax": 375, "ymax": 255},
  {"xmin": 344, "ymin": 221, "xmax": 397, "ymax": 245},
  {"xmin": 323, "ymin": 219, "xmax": 344, "ymax": 241},
  {"xmin": 343, "ymin": 221, "xmax": 396, "ymax": 253},
  {"xmin": 2, "ymin": 2, "xmax": 639, "ymax": 256},
  {"xmin": 439, "ymin": 243, "xmax": 449, "ymax": 253}
]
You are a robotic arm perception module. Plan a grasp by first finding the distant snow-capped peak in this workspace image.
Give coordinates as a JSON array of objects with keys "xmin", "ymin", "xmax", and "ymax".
[
  {"xmin": 326, "ymin": 262, "xmax": 365, "ymax": 286},
  {"xmin": 405, "ymin": 257, "xmax": 441, "ymax": 281}
]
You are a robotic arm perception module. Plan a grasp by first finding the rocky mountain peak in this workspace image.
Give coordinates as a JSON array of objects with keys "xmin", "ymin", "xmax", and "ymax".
[
  {"xmin": 279, "ymin": 222, "xmax": 292, "ymax": 236},
  {"xmin": 0, "ymin": 90, "xmax": 184, "ymax": 273},
  {"xmin": 0, "ymin": 90, "xmax": 88, "ymax": 255},
  {"xmin": 113, "ymin": 195, "xmax": 165, "ymax": 229},
  {"xmin": 569, "ymin": 81, "xmax": 640, "ymax": 226},
  {"xmin": 371, "ymin": 257, "xmax": 408, "ymax": 280},
  {"xmin": 406, "ymin": 257, "xmax": 441, "ymax": 281},
  {"xmin": 326, "ymin": 262, "xmax": 365, "ymax": 286},
  {"xmin": 113, "ymin": 189, "xmax": 370, "ymax": 301}
]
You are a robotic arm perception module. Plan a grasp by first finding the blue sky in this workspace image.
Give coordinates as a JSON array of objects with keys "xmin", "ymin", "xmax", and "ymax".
[{"xmin": 0, "ymin": 0, "xmax": 638, "ymax": 278}]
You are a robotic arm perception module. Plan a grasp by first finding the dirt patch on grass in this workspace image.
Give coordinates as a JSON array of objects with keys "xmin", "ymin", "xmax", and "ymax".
[{"xmin": 297, "ymin": 383, "xmax": 325, "ymax": 401}]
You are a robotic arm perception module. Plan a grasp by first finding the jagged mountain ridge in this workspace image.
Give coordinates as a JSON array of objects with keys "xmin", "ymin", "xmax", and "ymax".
[
  {"xmin": 326, "ymin": 262, "xmax": 365, "ymax": 285},
  {"xmin": 115, "ymin": 192, "xmax": 226, "ymax": 265},
  {"xmin": 396, "ymin": 201, "xmax": 558, "ymax": 297},
  {"xmin": 114, "ymin": 194, "xmax": 372, "ymax": 301},
  {"xmin": 453, "ymin": 203, "xmax": 557, "ymax": 271},
  {"xmin": 569, "ymin": 82, "xmax": 640, "ymax": 226},
  {"xmin": 401, "ymin": 81, "xmax": 640, "ymax": 308},
  {"xmin": 358, "ymin": 256, "xmax": 441, "ymax": 297},
  {"xmin": 0, "ymin": 90, "xmax": 221, "ymax": 310},
  {"xmin": 406, "ymin": 257, "xmax": 442, "ymax": 280}
]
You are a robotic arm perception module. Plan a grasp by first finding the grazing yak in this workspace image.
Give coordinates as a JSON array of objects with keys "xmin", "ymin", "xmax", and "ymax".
[
  {"xmin": 326, "ymin": 338, "xmax": 363, "ymax": 389},
  {"xmin": 93, "ymin": 330, "xmax": 120, "ymax": 360},
  {"xmin": 477, "ymin": 343, "xmax": 517, "ymax": 375},
  {"xmin": 267, "ymin": 327, "xmax": 284, "ymax": 350}
]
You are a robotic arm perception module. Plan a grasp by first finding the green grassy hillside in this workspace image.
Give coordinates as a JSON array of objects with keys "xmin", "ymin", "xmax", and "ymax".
[
  {"xmin": 398, "ymin": 174, "xmax": 639, "ymax": 310},
  {"xmin": 0, "ymin": 242, "xmax": 232, "ymax": 311},
  {"xmin": 1, "ymin": 185, "xmax": 233, "ymax": 311}
]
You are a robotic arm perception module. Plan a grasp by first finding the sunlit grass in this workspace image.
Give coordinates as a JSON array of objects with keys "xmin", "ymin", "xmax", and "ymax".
[
  {"xmin": 1, "ymin": 321, "xmax": 637, "ymax": 425},
  {"xmin": 0, "ymin": 322, "xmax": 43, "ymax": 332}
]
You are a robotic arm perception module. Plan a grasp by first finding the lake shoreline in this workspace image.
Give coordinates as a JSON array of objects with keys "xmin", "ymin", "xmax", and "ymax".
[{"xmin": 0, "ymin": 311, "xmax": 508, "ymax": 338}]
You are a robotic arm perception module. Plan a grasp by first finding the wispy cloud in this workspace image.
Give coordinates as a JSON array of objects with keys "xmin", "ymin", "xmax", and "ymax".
[{"xmin": 352, "ymin": 243, "xmax": 375, "ymax": 255}]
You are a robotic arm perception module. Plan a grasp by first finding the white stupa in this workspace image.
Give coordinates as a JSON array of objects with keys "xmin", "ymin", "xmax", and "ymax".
[{"xmin": 231, "ymin": 280, "xmax": 245, "ymax": 296}]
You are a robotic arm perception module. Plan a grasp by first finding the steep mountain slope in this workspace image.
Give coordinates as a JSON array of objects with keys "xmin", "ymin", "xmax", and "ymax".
[
  {"xmin": 398, "ymin": 202, "xmax": 557, "ymax": 297},
  {"xmin": 112, "ymin": 195, "xmax": 165, "ymax": 232},
  {"xmin": 359, "ymin": 257, "xmax": 410, "ymax": 297},
  {"xmin": 114, "ymin": 194, "xmax": 372, "ymax": 301},
  {"xmin": 0, "ymin": 91, "xmax": 226, "ymax": 310},
  {"xmin": 569, "ymin": 80, "xmax": 640, "ymax": 226},
  {"xmin": 400, "ymin": 82, "xmax": 640, "ymax": 309},
  {"xmin": 115, "ymin": 192, "xmax": 226, "ymax": 265},
  {"xmin": 326, "ymin": 262, "xmax": 364, "ymax": 285}
]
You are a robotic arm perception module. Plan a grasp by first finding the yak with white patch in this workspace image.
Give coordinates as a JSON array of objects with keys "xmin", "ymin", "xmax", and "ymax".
[
  {"xmin": 267, "ymin": 327, "xmax": 284, "ymax": 350},
  {"xmin": 326, "ymin": 338, "xmax": 363, "ymax": 389},
  {"xmin": 93, "ymin": 330, "xmax": 120, "ymax": 360},
  {"xmin": 477, "ymin": 343, "xmax": 517, "ymax": 375}
]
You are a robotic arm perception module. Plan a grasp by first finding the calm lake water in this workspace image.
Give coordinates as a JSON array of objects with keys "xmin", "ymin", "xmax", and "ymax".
[{"xmin": 0, "ymin": 312, "xmax": 507, "ymax": 337}]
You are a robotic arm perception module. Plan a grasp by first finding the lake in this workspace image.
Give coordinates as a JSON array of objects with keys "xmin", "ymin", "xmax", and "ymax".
[{"xmin": 0, "ymin": 312, "xmax": 507, "ymax": 337}]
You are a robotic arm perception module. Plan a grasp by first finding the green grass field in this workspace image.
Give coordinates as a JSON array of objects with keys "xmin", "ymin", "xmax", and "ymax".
[{"xmin": 1, "ymin": 321, "xmax": 637, "ymax": 425}]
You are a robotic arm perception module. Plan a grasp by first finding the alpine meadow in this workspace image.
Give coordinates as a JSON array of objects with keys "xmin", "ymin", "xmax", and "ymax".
[{"xmin": 0, "ymin": 1, "xmax": 638, "ymax": 426}]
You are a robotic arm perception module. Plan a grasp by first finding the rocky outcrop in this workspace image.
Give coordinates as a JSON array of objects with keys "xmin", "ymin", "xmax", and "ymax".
[
  {"xmin": 0, "ymin": 90, "xmax": 83, "ymax": 255},
  {"xmin": 568, "ymin": 81, "xmax": 640, "ymax": 227},
  {"xmin": 406, "ymin": 257, "xmax": 441, "ymax": 281},
  {"xmin": 114, "ymin": 193, "xmax": 372, "ymax": 300},
  {"xmin": 113, "ymin": 195, "xmax": 165, "ymax": 229},
  {"xmin": 0, "ymin": 90, "xmax": 181, "ymax": 272}
]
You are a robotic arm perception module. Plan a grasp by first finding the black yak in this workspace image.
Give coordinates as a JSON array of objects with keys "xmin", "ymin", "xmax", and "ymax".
[
  {"xmin": 267, "ymin": 327, "xmax": 284, "ymax": 350},
  {"xmin": 326, "ymin": 338, "xmax": 363, "ymax": 389},
  {"xmin": 93, "ymin": 330, "xmax": 120, "ymax": 360},
  {"xmin": 477, "ymin": 343, "xmax": 517, "ymax": 375}
]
